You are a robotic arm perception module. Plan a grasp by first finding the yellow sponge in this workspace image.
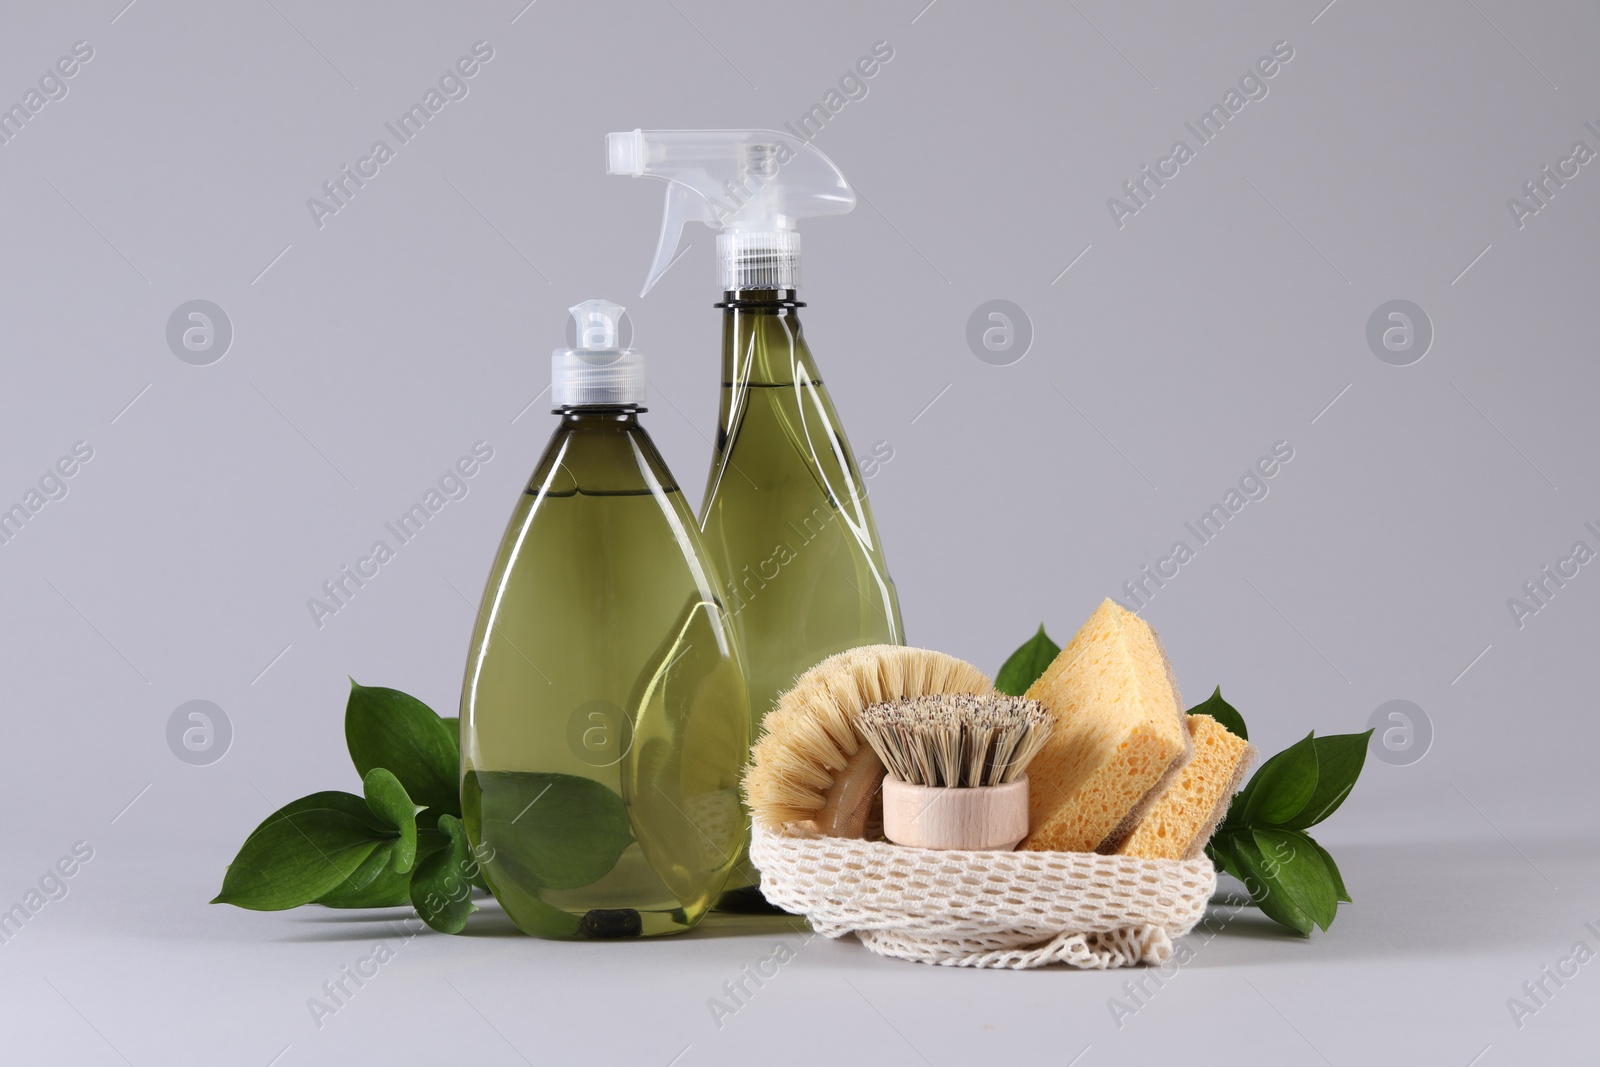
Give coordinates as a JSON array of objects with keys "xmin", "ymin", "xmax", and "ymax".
[
  {"xmin": 1020, "ymin": 599, "xmax": 1191, "ymax": 854},
  {"xmin": 1118, "ymin": 714, "xmax": 1256, "ymax": 860}
]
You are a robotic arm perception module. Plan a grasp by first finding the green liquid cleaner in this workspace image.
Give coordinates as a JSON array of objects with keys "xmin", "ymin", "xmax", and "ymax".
[
  {"xmin": 459, "ymin": 300, "xmax": 749, "ymax": 939},
  {"xmin": 701, "ymin": 292, "xmax": 903, "ymax": 898},
  {"xmin": 704, "ymin": 290, "xmax": 903, "ymax": 744},
  {"xmin": 607, "ymin": 131, "xmax": 905, "ymax": 900}
]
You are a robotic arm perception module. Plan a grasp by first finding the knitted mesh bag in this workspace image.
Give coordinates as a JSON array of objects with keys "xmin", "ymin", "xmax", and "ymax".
[{"xmin": 749, "ymin": 824, "xmax": 1216, "ymax": 970}]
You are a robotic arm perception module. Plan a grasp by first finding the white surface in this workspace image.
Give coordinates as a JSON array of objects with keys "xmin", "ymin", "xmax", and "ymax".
[{"xmin": 2, "ymin": 834, "xmax": 1593, "ymax": 1065}]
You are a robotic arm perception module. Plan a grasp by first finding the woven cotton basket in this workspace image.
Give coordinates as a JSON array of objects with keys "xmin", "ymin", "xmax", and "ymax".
[{"xmin": 749, "ymin": 824, "xmax": 1216, "ymax": 970}]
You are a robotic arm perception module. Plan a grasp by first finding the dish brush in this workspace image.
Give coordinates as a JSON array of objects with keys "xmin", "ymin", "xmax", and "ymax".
[
  {"xmin": 860, "ymin": 694, "xmax": 1052, "ymax": 850},
  {"xmin": 742, "ymin": 645, "xmax": 994, "ymax": 838}
]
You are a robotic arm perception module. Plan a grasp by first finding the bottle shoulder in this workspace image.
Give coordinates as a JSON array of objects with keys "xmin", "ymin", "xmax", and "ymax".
[
  {"xmin": 527, "ymin": 415, "xmax": 682, "ymax": 497},
  {"xmin": 511, "ymin": 416, "xmax": 725, "ymax": 587}
]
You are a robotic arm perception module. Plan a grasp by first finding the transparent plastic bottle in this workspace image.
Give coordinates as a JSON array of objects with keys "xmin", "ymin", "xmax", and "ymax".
[
  {"xmin": 703, "ymin": 288, "xmax": 903, "ymax": 734},
  {"xmin": 459, "ymin": 301, "xmax": 749, "ymax": 939},
  {"xmin": 700, "ymin": 289, "xmax": 903, "ymax": 899}
]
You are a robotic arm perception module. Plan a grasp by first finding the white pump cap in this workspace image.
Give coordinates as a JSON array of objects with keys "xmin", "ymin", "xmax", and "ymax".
[
  {"xmin": 550, "ymin": 299, "xmax": 645, "ymax": 409},
  {"xmin": 606, "ymin": 129, "xmax": 855, "ymax": 297}
]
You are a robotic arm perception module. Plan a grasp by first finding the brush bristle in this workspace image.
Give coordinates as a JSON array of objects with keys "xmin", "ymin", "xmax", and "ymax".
[
  {"xmin": 858, "ymin": 694, "xmax": 1053, "ymax": 788},
  {"xmin": 742, "ymin": 646, "xmax": 994, "ymax": 829}
]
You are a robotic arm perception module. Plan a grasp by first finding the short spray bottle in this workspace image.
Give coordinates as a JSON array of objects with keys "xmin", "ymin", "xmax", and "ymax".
[{"xmin": 607, "ymin": 131, "xmax": 905, "ymax": 902}]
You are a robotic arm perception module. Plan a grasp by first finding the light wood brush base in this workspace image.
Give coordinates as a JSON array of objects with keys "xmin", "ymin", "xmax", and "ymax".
[
  {"xmin": 880, "ymin": 775, "xmax": 1030, "ymax": 851},
  {"xmin": 801, "ymin": 745, "xmax": 885, "ymax": 839}
]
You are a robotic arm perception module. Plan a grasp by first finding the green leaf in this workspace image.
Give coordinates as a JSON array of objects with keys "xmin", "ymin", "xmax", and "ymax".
[
  {"xmin": 1206, "ymin": 835, "xmax": 1236, "ymax": 879},
  {"xmin": 1189, "ymin": 686, "xmax": 1247, "ymax": 740},
  {"xmin": 266, "ymin": 790, "xmax": 392, "ymax": 832},
  {"xmin": 213, "ymin": 801, "xmax": 389, "ymax": 911},
  {"xmin": 1240, "ymin": 731, "xmax": 1319, "ymax": 826},
  {"xmin": 442, "ymin": 717, "xmax": 460, "ymax": 746},
  {"xmin": 362, "ymin": 768, "xmax": 419, "ymax": 873},
  {"xmin": 1308, "ymin": 836, "xmax": 1351, "ymax": 904},
  {"xmin": 464, "ymin": 770, "xmax": 634, "ymax": 890},
  {"xmin": 1229, "ymin": 831, "xmax": 1313, "ymax": 936},
  {"xmin": 995, "ymin": 625, "xmax": 1060, "ymax": 697},
  {"xmin": 410, "ymin": 815, "xmax": 476, "ymax": 933},
  {"xmin": 315, "ymin": 840, "xmax": 412, "ymax": 908},
  {"xmin": 1283, "ymin": 730, "xmax": 1372, "ymax": 830},
  {"xmin": 345, "ymin": 682, "xmax": 460, "ymax": 816},
  {"xmin": 331, "ymin": 838, "xmax": 394, "ymax": 894},
  {"xmin": 1252, "ymin": 828, "xmax": 1337, "ymax": 932},
  {"xmin": 318, "ymin": 832, "xmax": 458, "ymax": 909}
]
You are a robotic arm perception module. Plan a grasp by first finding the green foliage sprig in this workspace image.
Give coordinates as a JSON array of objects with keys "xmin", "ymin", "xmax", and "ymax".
[
  {"xmin": 1194, "ymin": 688, "xmax": 1371, "ymax": 936},
  {"xmin": 212, "ymin": 682, "xmax": 478, "ymax": 934}
]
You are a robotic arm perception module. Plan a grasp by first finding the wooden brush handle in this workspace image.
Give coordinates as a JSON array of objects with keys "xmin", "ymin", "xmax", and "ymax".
[
  {"xmin": 813, "ymin": 745, "xmax": 885, "ymax": 838},
  {"xmin": 881, "ymin": 776, "xmax": 1030, "ymax": 851}
]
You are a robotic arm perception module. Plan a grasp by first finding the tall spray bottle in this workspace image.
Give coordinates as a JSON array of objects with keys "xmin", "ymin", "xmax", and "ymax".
[
  {"xmin": 459, "ymin": 300, "xmax": 749, "ymax": 938},
  {"xmin": 608, "ymin": 130, "xmax": 903, "ymax": 893}
]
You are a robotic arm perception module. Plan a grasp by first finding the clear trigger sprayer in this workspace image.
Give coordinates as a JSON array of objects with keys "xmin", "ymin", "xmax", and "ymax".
[{"xmin": 605, "ymin": 128, "xmax": 855, "ymax": 296}]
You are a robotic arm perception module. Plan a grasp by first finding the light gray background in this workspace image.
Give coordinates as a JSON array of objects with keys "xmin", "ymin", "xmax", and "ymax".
[{"xmin": 2, "ymin": 0, "xmax": 1596, "ymax": 1063}]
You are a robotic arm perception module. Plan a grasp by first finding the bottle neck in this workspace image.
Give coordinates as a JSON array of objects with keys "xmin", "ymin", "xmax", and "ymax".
[
  {"xmin": 714, "ymin": 288, "xmax": 805, "ymax": 310},
  {"xmin": 554, "ymin": 406, "xmax": 645, "ymax": 425},
  {"xmin": 717, "ymin": 290, "xmax": 814, "ymax": 388}
]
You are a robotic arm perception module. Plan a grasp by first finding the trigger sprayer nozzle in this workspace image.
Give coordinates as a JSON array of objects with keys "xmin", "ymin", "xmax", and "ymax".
[
  {"xmin": 605, "ymin": 129, "xmax": 856, "ymax": 297},
  {"xmin": 607, "ymin": 131, "xmax": 645, "ymax": 176}
]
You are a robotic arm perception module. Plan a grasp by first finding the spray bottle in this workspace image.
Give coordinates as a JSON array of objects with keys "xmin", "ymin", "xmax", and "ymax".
[
  {"xmin": 608, "ymin": 131, "xmax": 903, "ymax": 899},
  {"xmin": 459, "ymin": 299, "xmax": 750, "ymax": 938}
]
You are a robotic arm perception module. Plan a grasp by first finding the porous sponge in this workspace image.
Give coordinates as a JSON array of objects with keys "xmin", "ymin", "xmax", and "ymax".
[
  {"xmin": 1118, "ymin": 714, "xmax": 1256, "ymax": 860},
  {"xmin": 1020, "ymin": 599, "xmax": 1191, "ymax": 854}
]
